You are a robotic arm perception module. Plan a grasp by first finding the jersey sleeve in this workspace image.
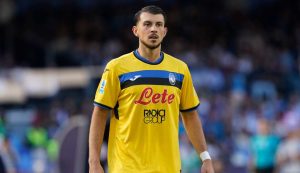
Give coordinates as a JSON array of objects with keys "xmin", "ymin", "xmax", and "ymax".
[
  {"xmin": 94, "ymin": 61, "xmax": 120, "ymax": 109},
  {"xmin": 180, "ymin": 64, "xmax": 200, "ymax": 112}
]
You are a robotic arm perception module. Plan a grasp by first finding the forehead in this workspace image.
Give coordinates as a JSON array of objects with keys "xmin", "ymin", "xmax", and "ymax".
[{"xmin": 139, "ymin": 12, "xmax": 165, "ymax": 23}]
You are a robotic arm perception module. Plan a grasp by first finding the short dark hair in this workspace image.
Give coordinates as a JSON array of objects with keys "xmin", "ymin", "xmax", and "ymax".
[{"xmin": 134, "ymin": 5, "xmax": 167, "ymax": 25}]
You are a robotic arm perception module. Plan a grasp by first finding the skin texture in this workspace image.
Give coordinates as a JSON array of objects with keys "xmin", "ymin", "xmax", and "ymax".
[{"xmin": 89, "ymin": 11, "xmax": 214, "ymax": 173}]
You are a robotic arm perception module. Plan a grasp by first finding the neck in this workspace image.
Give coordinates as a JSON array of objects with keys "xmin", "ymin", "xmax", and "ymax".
[{"xmin": 137, "ymin": 45, "xmax": 161, "ymax": 62}]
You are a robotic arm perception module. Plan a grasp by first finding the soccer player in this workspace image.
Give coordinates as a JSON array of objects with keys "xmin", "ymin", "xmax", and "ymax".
[{"xmin": 89, "ymin": 5, "xmax": 214, "ymax": 173}]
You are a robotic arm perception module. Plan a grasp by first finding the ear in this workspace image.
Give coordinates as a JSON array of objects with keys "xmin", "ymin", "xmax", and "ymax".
[
  {"xmin": 163, "ymin": 27, "xmax": 168, "ymax": 37},
  {"xmin": 132, "ymin": 26, "xmax": 138, "ymax": 37}
]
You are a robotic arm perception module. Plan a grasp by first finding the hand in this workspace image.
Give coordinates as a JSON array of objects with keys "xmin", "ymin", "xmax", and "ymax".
[
  {"xmin": 201, "ymin": 159, "xmax": 215, "ymax": 173},
  {"xmin": 89, "ymin": 162, "xmax": 105, "ymax": 173}
]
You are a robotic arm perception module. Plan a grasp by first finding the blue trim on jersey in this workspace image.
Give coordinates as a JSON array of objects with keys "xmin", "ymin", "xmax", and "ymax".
[
  {"xmin": 93, "ymin": 102, "xmax": 112, "ymax": 110},
  {"xmin": 133, "ymin": 50, "xmax": 164, "ymax": 65},
  {"xmin": 119, "ymin": 70, "xmax": 184, "ymax": 84}
]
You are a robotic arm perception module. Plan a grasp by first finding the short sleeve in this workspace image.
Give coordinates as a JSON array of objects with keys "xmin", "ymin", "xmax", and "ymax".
[
  {"xmin": 180, "ymin": 64, "xmax": 200, "ymax": 112},
  {"xmin": 94, "ymin": 61, "xmax": 120, "ymax": 109}
]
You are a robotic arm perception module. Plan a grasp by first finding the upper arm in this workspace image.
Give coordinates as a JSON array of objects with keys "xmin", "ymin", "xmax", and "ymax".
[
  {"xmin": 181, "ymin": 109, "xmax": 198, "ymax": 117},
  {"xmin": 93, "ymin": 105, "xmax": 110, "ymax": 116},
  {"xmin": 94, "ymin": 61, "xmax": 120, "ymax": 109},
  {"xmin": 181, "ymin": 110, "xmax": 200, "ymax": 124},
  {"xmin": 180, "ymin": 64, "xmax": 200, "ymax": 111},
  {"xmin": 91, "ymin": 105, "xmax": 110, "ymax": 123}
]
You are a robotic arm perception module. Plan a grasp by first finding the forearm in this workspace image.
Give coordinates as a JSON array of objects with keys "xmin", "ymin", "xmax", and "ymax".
[
  {"xmin": 181, "ymin": 110, "xmax": 208, "ymax": 154},
  {"xmin": 88, "ymin": 106, "xmax": 109, "ymax": 165}
]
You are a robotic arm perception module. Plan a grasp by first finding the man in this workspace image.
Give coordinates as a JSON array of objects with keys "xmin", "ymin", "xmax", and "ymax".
[
  {"xmin": 250, "ymin": 119, "xmax": 280, "ymax": 173},
  {"xmin": 89, "ymin": 5, "xmax": 214, "ymax": 173}
]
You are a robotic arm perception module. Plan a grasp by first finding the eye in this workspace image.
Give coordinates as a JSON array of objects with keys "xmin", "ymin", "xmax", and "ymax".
[
  {"xmin": 156, "ymin": 23, "xmax": 163, "ymax": 27},
  {"xmin": 144, "ymin": 22, "xmax": 151, "ymax": 27}
]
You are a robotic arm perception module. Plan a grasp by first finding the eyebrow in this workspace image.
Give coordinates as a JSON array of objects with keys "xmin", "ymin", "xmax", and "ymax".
[{"xmin": 143, "ymin": 20, "xmax": 164, "ymax": 24}]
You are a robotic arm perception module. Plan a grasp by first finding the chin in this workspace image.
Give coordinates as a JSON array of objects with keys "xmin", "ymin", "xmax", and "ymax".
[
  {"xmin": 147, "ymin": 44, "xmax": 161, "ymax": 50},
  {"xmin": 145, "ymin": 43, "xmax": 160, "ymax": 49},
  {"xmin": 141, "ymin": 40, "xmax": 161, "ymax": 50}
]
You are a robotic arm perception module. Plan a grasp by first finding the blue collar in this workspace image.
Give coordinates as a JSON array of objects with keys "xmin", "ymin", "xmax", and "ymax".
[{"xmin": 133, "ymin": 50, "xmax": 164, "ymax": 65}]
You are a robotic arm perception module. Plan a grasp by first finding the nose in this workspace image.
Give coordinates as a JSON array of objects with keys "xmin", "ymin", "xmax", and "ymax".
[{"xmin": 150, "ymin": 25, "xmax": 158, "ymax": 32}]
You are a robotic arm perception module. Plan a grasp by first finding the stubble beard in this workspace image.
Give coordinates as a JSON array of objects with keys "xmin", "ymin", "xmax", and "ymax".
[{"xmin": 140, "ymin": 39, "xmax": 162, "ymax": 50}]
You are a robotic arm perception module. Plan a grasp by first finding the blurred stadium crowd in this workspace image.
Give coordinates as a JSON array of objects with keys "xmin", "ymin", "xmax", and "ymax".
[{"xmin": 0, "ymin": 0, "xmax": 300, "ymax": 173}]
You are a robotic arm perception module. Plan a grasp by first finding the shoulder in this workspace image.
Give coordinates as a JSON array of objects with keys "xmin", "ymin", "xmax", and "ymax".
[
  {"xmin": 105, "ymin": 52, "xmax": 133, "ymax": 68},
  {"xmin": 163, "ymin": 52, "xmax": 189, "ymax": 68}
]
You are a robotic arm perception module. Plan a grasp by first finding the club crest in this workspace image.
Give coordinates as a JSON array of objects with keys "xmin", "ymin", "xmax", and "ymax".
[{"xmin": 169, "ymin": 73, "xmax": 176, "ymax": 86}]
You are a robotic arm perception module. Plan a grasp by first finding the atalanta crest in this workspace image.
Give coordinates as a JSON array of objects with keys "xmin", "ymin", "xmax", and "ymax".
[{"xmin": 169, "ymin": 73, "xmax": 176, "ymax": 86}]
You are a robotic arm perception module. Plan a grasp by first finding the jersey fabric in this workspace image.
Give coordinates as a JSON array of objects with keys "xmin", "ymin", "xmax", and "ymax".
[{"xmin": 94, "ymin": 50, "xmax": 200, "ymax": 173}]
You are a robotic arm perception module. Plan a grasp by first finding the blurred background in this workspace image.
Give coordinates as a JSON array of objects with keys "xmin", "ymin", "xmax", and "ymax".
[{"xmin": 0, "ymin": 0, "xmax": 300, "ymax": 173}]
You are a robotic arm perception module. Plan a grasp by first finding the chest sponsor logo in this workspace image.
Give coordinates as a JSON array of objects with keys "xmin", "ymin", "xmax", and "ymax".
[
  {"xmin": 144, "ymin": 109, "xmax": 165, "ymax": 124},
  {"xmin": 134, "ymin": 87, "xmax": 175, "ymax": 105}
]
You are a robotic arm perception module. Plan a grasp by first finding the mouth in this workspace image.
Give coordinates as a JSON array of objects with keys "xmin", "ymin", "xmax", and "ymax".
[{"xmin": 149, "ymin": 34, "xmax": 159, "ymax": 39}]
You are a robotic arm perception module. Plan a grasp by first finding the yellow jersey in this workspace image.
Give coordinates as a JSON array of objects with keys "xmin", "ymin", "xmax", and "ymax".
[{"xmin": 94, "ymin": 50, "xmax": 200, "ymax": 173}]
